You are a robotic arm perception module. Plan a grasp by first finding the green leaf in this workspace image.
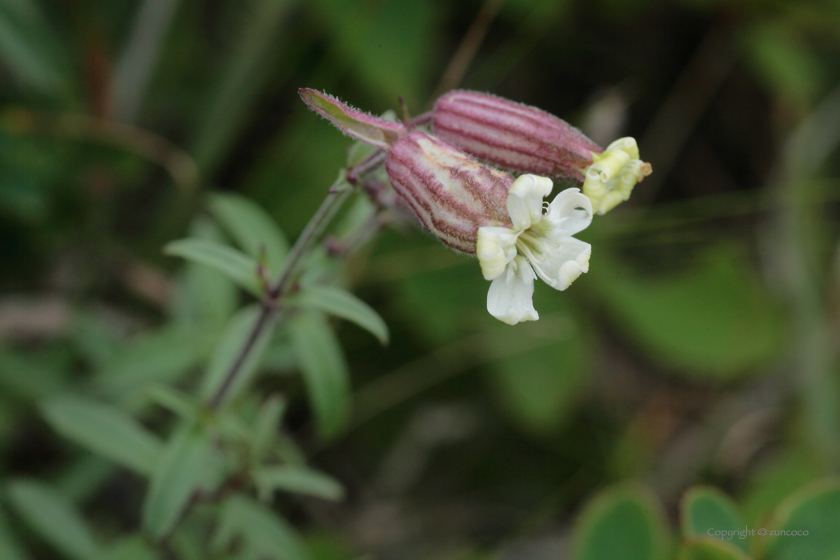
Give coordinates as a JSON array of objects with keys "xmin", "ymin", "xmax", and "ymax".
[
  {"xmin": 677, "ymin": 539, "xmax": 752, "ymax": 560},
  {"xmin": 0, "ymin": 504, "xmax": 28, "ymax": 560},
  {"xmin": 6, "ymin": 479, "xmax": 100, "ymax": 560},
  {"xmin": 254, "ymin": 465, "xmax": 344, "ymax": 501},
  {"xmin": 41, "ymin": 395, "xmax": 162, "ymax": 475},
  {"xmin": 164, "ymin": 238, "xmax": 262, "ymax": 297},
  {"xmin": 96, "ymin": 326, "xmax": 216, "ymax": 398},
  {"xmin": 289, "ymin": 311, "xmax": 351, "ymax": 440},
  {"xmin": 593, "ymin": 246, "xmax": 787, "ymax": 380},
  {"xmin": 213, "ymin": 494, "xmax": 309, "ymax": 560},
  {"xmin": 142, "ymin": 426, "xmax": 222, "ymax": 538},
  {"xmin": 681, "ymin": 487, "xmax": 748, "ymax": 552},
  {"xmin": 172, "ymin": 217, "xmax": 239, "ymax": 327},
  {"xmin": 200, "ymin": 305, "xmax": 275, "ymax": 405},
  {"xmin": 208, "ymin": 192, "xmax": 289, "ymax": 277},
  {"xmin": 252, "ymin": 395, "xmax": 288, "ymax": 461},
  {"xmin": 740, "ymin": 449, "xmax": 821, "ymax": 527},
  {"xmin": 292, "ymin": 285, "xmax": 388, "ymax": 344},
  {"xmin": 146, "ymin": 384, "xmax": 200, "ymax": 420},
  {"xmin": 764, "ymin": 479, "xmax": 840, "ymax": 560},
  {"xmin": 573, "ymin": 484, "xmax": 668, "ymax": 560}
]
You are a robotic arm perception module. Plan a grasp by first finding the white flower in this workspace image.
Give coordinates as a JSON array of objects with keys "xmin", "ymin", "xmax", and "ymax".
[{"xmin": 476, "ymin": 175, "xmax": 593, "ymax": 325}]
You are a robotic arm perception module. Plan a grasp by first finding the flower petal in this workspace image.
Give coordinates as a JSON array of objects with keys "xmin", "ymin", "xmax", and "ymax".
[
  {"xmin": 581, "ymin": 137, "xmax": 649, "ymax": 215},
  {"xmin": 528, "ymin": 237, "xmax": 591, "ymax": 290},
  {"xmin": 507, "ymin": 174, "xmax": 552, "ymax": 231},
  {"xmin": 487, "ymin": 256, "xmax": 539, "ymax": 325},
  {"xmin": 476, "ymin": 226, "xmax": 518, "ymax": 280},
  {"xmin": 542, "ymin": 187, "xmax": 593, "ymax": 238}
]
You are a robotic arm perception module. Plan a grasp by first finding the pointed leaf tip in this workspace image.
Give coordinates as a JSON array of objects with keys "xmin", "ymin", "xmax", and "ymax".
[{"xmin": 298, "ymin": 88, "xmax": 405, "ymax": 151}]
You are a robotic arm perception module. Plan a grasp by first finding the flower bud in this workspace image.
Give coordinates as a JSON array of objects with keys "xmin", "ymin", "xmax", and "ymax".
[
  {"xmin": 385, "ymin": 131, "xmax": 514, "ymax": 254},
  {"xmin": 432, "ymin": 90, "xmax": 601, "ymax": 183},
  {"xmin": 432, "ymin": 90, "xmax": 652, "ymax": 214}
]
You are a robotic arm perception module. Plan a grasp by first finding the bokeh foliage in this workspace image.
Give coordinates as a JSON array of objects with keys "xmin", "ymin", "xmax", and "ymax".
[{"xmin": 1, "ymin": 0, "xmax": 840, "ymax": 558}]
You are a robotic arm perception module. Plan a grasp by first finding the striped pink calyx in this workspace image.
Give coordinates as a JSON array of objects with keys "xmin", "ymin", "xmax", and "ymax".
[
  {"xmin": 432, "ymin": 90, "xmax": 603, "ymax": 184},
  {"xmin": 385, "ymin": 131, "xmax": 514, "ymax": 254}
]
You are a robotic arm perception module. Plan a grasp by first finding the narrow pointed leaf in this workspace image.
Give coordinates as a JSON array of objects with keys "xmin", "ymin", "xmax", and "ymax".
[
  {"xmin": 146, "ymin": 384, "xmax": 200, "ymax": 420},
  {"xmin": 173, "ymin": 217, "xmax": 239, "ymax": 327},
  {"xmin": 209, "ymin": 193, "xmax": 289, "ymax": 276},
  {"xmin": 212, "ymin": 494, "xmax": 308, "ymax": 560},
  {"xmin": 254, "ymin": 465, "xmax": 344, "ymax": 501},
  {"xmin": 292, "ymin": 285, "xmax": 388, "ymax": 344},
  {"xmin": 252, "ymin": 395, "xmax": 287, "ymax": 460},
  {"xmin": 164, "ymin": 239, "xmax": 262, "ymax": 296},
  {"xmin": 142, "ymin": 426, "xmax": 221, "ymax": 538},
  {"xmin": 289, "ymin": 311, "xmax": 350, "ymax": 440},
  {"xmin": 96, "ymin": 326, "xmax": 217, "ymax": 397},
  {"xmin": 41, "ymin": 395, "xmax": 162, "ymax": 475},
  {"xmin": 7, "ymin": 479, "xmax": 100, "ymax": 560}
]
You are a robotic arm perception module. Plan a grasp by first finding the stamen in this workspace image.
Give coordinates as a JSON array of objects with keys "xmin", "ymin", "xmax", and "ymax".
[{"xmin": 516, "ymin": 230, "xmax": 547, "ymax": 264}]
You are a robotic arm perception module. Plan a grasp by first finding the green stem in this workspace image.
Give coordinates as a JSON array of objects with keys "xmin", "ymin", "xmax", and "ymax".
[{"xmin": 209, "ymin": 178, "xmax": 351, "ymax": 409}]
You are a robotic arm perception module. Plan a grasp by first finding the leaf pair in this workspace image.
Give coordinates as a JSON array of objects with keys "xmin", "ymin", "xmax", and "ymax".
[
  {"xmin": 166, "ymin": 192, "xmax": 389, "ymax": 345},
  {"xmin": 573, "ymin": 480, "xmax": 840, "ymax": 560}
]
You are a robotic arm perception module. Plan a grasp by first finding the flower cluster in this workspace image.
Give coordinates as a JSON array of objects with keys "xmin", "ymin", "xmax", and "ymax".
[{"xmin": 299, "ymin": 88, "xmax": 651, "ymax": 324}]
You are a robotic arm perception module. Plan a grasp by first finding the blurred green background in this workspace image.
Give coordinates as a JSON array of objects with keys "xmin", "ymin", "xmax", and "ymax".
[{"xmin": 2, "ymin": 0, "xmax": 840, "ymax": 558}]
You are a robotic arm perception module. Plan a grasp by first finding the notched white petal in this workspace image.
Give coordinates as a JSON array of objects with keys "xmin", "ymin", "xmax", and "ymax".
[
  {"xmin": 544, "ymin": 187, "xmax": 593, "ymax": 237},
  {"xmin": 507, "ymin": 174, "xmax": 552, "ymax": 230},
  {"xmin": 476, "ymin": 226, "xmax": 518, "ymax": 280},
  {"xmin": 529, "ymin": 237, "xmax": 591, "ymax": 291},
  {"xmin": 486, "ymin": 256, "xmax": 538, "ymax": 325},
  {"xmin": 478, "ymin": 175, "xmax": 595, "ymax": 325}
]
